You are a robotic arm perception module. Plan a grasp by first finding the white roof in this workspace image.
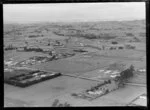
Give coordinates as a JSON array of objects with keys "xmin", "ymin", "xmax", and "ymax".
[
  {"xmin": 139, "ymin": 96, "xmax": 147, "ymax": 100},
  {"xmin": 111, "ymin": 71, "xmax": 120, "ymax": 74},
  {"xmin": 110, "ymin": 75, "xmax": 117, "ymax": 78},
  {"xmin": 104, "ymin": 70, "xmax": 112, "ymax": 74},
  {"xmin": 138, "ymin": 69, "xmax": 146, "ymax": 72}
]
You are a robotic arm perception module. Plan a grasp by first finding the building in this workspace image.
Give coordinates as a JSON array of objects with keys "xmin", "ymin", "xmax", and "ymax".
[
  {"xmin": 4, "ymin": 69, "xmax": 62, "ymax": 88},
  {"xmin": 72, "ymin": 65, "xmax": 134, "ymax": 100}
]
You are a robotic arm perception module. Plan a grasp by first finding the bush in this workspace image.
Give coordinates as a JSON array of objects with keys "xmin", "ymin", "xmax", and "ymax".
[
  {"xmin": 28, "ymin": 35, "xmax": 41, "ymax": 38},
  {"xmin": 112, "ymin": 41, "xmax": 118, "ymax": 44},
  {"xmin": 126, "ymin": 33, "xmax": 134, "ymax": 36},
  {"xmin": 24, "ymin": 47, "xmax": 43, "ymax": 52},
  {"xmin": 71, "ymin": 93, "xmax": 78, "ymax": 97},
  {"xmin": 118, "ymin": 47, "xmax": 124, "ymax": 49}
]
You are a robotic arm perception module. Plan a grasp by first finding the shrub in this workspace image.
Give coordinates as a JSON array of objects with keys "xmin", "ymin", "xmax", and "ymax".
[
  {"xmin": 126, "ymin": 33, "xmax": 134, "ymax": 36},
  {"xmin": 112, "ymin": 41, "xmax": 118, "ymax": 44},
  {"xmin": 51, "ymin": 99, "xmax": 71, "ymax": 107}
]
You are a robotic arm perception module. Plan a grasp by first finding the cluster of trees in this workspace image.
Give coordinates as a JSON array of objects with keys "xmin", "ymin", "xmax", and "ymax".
[
  {"xmin": 125, "ymin": 45, "xmax": 136, "ymax": 49},
  {"xmin": 28, "ymin": 35, "xmax": 43, "ymax": 38},
  {"xmin": 69, "ymin": 32, "xmax": 117, "ymax": 40},
  {"xmin": 51, "ymin": 99, "xmax": 71, "ymax": 107},
  {"xmin": 54, "ymin": 30, "xmax": 117, "ymax": 40},
  {"xmin": 4, "ymin": 44, "xmax": 16, "ymax": 51},
  {"xmin": 24, "ymin": 47, "xmax": 43, "ymax": 52},
  {"xmin": 111, "ymin": 41, "xmax": 118, "ymax": 44},
  {"xmin": 125, "ymin": 33, "xmax": 134, "ymax": 37},
  {"xmin": 116, "ymin": 65, "xmax": 135, "ymax": 86},
  {"xmin": 73, "ymin": 49, "xmax": 88, "ymax": 53}
]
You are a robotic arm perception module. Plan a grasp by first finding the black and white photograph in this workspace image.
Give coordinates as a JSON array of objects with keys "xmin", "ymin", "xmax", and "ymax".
[{"xmin": 3, "ymin": 2, "xmax": 147, "ymax": 107}]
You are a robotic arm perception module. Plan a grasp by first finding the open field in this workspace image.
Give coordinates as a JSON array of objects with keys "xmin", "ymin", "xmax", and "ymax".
[
  {"xmin": 4, "ymin": 20, "xmax": 146, "ymax": 107},
  {"xmin": 4, "ymin": 76, "xmax": 99, "ymax": 107},
  {"xmin": 39, "ymin": 85, "xmax": 146, "ymax": 106},
  {"xmin": 4, "ymin": 51, "xmax": 48, "ymax": 62},
  {"xmin": 4, "ymin": 97, "xmax": 33, "ymax": 107},
  {"xmin": 30, "ymin": 55, "xmax": 115, "ymax": 75},
  {"xmin": 4, "ymin": 75, "xmax": 146, "ymax": 107},
  {"xmin": 127, "ymin": 73, "xmax": 146, "ymax": 84}
]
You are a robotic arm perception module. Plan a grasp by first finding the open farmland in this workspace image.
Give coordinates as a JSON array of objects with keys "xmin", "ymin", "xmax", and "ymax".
[
  {"xmin": 4, "ymin": 51, "xmax": 48, "ymax": 62},
  {"xmin": 30, "ymin": 53, "xmax": 116, "ymax": 75},
  {"xmin": 4, "ymin": 76, "xmax": 99, "ymax": 107},
  {"xmin": 47, "ymin": 85, "xmax": 146, "ymax": 107},
  {"xmin": 4, "ymin": 19, "xmax": 147, "ymax": 107}
]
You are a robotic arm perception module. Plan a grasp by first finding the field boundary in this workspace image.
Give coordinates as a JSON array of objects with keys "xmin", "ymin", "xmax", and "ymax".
[{"xmin": 62, "ymin": 74, "xmax": 146, "ymax": 87}]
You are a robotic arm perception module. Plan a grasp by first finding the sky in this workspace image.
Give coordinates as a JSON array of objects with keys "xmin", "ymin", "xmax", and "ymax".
[{"xmin": 3, "ymin": 3, "xmax": 146, "ymax": 24}]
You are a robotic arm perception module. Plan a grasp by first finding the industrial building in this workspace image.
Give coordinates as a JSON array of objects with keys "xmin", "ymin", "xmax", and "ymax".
[{"xmin": 4, "ymin": 69, "xmax": 62, "ymax": 87}]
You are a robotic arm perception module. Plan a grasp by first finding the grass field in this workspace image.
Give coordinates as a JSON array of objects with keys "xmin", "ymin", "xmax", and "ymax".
[
  {"xmin": 4, "ymin": 20, "xmax": 146, "ymax": 107},
  {"xmin": 41, "ymin": 85, "xmax": 146, "ymax": 106},
  {"xmin": 4, "ymin": 76, "xmax": 99, "ymax": 106},
  {"xmin": 4, "ymin": 51, "xmax": 48, "ymax": 62},
  {"xmin": 29, "ymin": 53, "xmax": 115, "ymax": 75},
  {"xmin": 5, "ymin": 78, "xmax": 146, "ymax": 107},
  {"xmin": 4, "ymin": 69, "xmax": 33, "ymax": 79}
]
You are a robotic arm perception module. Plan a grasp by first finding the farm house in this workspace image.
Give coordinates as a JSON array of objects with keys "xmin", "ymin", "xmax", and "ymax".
[{"xmin": 72, "ymin": 65, "xmax": 134, "ymax": 100}]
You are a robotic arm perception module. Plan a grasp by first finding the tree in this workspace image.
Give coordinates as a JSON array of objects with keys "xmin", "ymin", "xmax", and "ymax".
[
  {"xmin": 58, "ymin": 104, "xmax": 63, "ymax": 107},
  {"xmin": 64, "ymin": 102, "xmax": 71, "ymax": 107},
  {"xmin": 51, "ymin": 99, "xmax": 71, "ymax": 107},
  {"xmin": 52, "ymin": 99, "xmax": 59, "ymax": 107},
  {"xmin": 130, "ymin": 65, "xmax": 135, "ymax": 72},
  {"xmin": 112, "ymin": 41, "xmax": 118, "ymax": 44}
]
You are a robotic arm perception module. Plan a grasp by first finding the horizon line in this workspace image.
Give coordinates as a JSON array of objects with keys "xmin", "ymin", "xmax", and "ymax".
[{"xmin": 4, "ymin": 19, "xmax": 145, "ymax": 25}]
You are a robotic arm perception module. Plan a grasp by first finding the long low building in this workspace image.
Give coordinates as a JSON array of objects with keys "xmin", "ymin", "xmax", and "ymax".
[{"xmin": 4, "ymin": 69, "xmax": 62, "ymax": 88}]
